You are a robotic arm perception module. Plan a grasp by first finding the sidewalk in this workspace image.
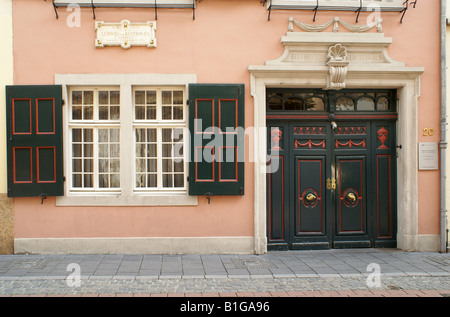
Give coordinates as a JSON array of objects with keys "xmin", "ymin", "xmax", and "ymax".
[{"xmin": 0, "ymin": 249, "xmax": 449, "ymax": 297}]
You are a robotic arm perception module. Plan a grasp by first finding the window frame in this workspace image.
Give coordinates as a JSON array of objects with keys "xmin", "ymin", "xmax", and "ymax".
[
  {"xmin": 69, "ymin": 87, "xmax": 122, "ymax": 193},
  {"xmin": 132, "ymin": 86, "xmax": 188, "ymax": 193},
  {"xmin": 55, "ymin": 73, "xmax": 198, "ymax": 206}
]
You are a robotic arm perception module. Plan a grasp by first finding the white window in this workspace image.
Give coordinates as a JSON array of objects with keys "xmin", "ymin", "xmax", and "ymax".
[
  {"xmin": 69, "ymin": 88, "xmax": 121, "ymax": 192},
  {"xmin": 56, "ymin": 73, "xmax": 198, "ymax": 206},
  {"xmin": 133, "ymin": 88, "xmax": 186, "ymax": 192}
]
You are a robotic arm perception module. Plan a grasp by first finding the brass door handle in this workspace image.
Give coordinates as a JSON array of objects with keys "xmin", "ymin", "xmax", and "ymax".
[
  {"xmin": 306, "ymin": 193, "xmax": 317, "ymax": 201},
  {"xmin": 346, "ymin": 192, "xmax": 356, "ymax": 202}
]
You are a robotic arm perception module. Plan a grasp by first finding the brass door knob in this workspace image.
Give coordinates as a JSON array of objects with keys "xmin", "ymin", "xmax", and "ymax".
[
  {"xmin": 346, "ymin": 192, "xmax": 356, "ymax": 202},
  {"xmin": 306, "ymin": 193, "xmax": 317, "ymax": 201}
]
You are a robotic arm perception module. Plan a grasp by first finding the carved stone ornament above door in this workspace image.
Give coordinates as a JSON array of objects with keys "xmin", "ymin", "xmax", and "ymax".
[
  {"xmin": 260, "ymin": 17, "xmax": 406, "ymax": 90},
  {"xmin": 326, "ymin": 43, "xmax": 349, "ymax": 89}
]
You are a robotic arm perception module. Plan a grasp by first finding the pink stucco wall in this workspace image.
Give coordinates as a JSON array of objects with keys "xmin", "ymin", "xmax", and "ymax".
[{"xmin": 12, "ymin": 0, "xmax": 441, "ymax": 238}]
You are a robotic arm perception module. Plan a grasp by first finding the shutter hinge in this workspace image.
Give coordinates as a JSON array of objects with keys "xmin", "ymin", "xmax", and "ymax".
[
  {"xmin": 40, "ymin": 194, "xmax": 48, "ymax": 204},
  {"xmin": 240, "ymin": 187, "xmax": 244, "ymax": 196},
  {"xmin": 62, "ymin": 99, "xmax": 65, "ymax": 106}
]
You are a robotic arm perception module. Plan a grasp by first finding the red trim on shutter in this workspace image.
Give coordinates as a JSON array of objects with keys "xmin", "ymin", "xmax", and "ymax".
[
  {"xmin": 12, "ymin": 98, "xmax": 32, "ymax": 135},
  {"xmin": 36, "ymin": 98, "xmax": 56, "ymax": 135},
  {"xmin": 36, "ymin": 146, "xmax": 57, "ymax": 183},
  {"xmin": 218, "ymin": 146, "xmax": 238, "ymax": 182},
  {"xmin": 218, "ymin": 99, "xmax": 238, "ymax": 134},
  {"xmin": 13, "ymin": 147, "xmax": 33, "ymax": 183}
]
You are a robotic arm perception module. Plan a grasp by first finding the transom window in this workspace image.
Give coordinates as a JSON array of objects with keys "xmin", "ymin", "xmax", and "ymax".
[{"xmin": 267, "ymin": 89, "xmax": 396, "ymax": 112}]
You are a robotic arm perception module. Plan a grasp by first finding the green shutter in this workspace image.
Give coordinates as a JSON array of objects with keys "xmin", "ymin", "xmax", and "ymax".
[
  {"xmin": 6, "ymin": 85, "xmax": 64, "ymax": 198},
  {"xmin": 188, "ymin": 84, "xmax": 245, "ymax": 196}
]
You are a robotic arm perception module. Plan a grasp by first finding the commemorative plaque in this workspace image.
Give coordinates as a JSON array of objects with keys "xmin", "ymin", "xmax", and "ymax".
[
  {"xmin": 418, "ymin": 142, "xmax": 439, "ymax": 170},
  {"xmin": 95, "ymin": 20, "xmax": 156, "ymax": 49}
]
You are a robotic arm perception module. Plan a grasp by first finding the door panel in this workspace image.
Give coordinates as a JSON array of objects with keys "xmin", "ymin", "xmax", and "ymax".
[
  {"xmin": 267, "ymin": 154, "xmax": 285, "ymax": 242},
  {"xmin": 295, "ymin": 157, "xmax": 325, "ymax": 235},
  {"xmin": 336, "ymin": 157, "xmax": 366, "ymax": 234}
]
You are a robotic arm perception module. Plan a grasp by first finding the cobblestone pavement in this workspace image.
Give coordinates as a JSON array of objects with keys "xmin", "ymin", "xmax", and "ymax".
[{"xmin": 0, "ymin": 249, "xmax": 448, "ymax": 297}]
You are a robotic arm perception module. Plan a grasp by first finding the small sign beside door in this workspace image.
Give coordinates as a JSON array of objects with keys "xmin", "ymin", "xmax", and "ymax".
[{"xmin": 418, "ymin": 142, "xmax": 439, "ymax": 170}]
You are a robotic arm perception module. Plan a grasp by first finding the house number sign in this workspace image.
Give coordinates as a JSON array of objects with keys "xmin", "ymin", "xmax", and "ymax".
[{"xmin": 95, "ymin": 20, "xmax": 156, "ymax": 49}]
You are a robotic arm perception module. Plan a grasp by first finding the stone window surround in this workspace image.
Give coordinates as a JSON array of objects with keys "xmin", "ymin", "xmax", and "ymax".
[{"xmin": 55, "ymin": 73, "xmax": 198, "ymax": 206}]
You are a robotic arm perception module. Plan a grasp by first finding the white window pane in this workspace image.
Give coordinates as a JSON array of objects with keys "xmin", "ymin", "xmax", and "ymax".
[
  {"xmin": 73, "ymin": 159, "xmax": 82, "ymax": 173},
  {"xmin": 136, "ymin": 128, "xmax": 146, "ymax": 142},
  {"xmin": 147, "ymin": 174, "xmax": 157, "ymax": 188},
  {"xmin": 146, "ymin": 106, "xmax": 156, "ymax": 120},
  {"xmin": 135, "ymin": 91, "xmax": 145, "ymax": 104},
  {"xmin": 173, "ymin": 106, "xmax": 183, "ymax": 120},
  {"xmin": 83, "ymin": 91, "xmax": 93, "ymax": 105},
  {"xmin": 110, "ymin": 91, "xmax": 120, "ymax": 104},
  {"xmin": 72, "ymin": 91, "xmax": 82, "ymax": 105},
  {"xmin": 83, "ymin": 106, "xmax": 93, "ymax": 120},
  {"xmin": 110, "ymin": 144, "xmax": 120, "ymax": 158},
  {"xmin": 99, "ymin": 106, "xmax": 108, "ymax": 120},
  {"xmin": 99, "ymin": 144, "xmax": 109, "ymax": 158},
  {"xmin": 72, "ymin": 129, "xmax": 82, "ymax": 142},
  {"xmin": 84, "ymin": 159, "xmax": 93, "ymax": 173},
  {"xmin": 146, "ymin": 91, "xmax": 156, "ymax": 104},
  {"xmin": 162, "ymin": 91, "xmax": 172, "ymax": 104},
  {"xmin": 110, "ymin": 129, "xmax": 120, "ymax": 142},
  {"xmin": 110, "ymin": 159, "xmax": 120, "ymax": 173},
  {"xmin": 84, "ymin": 129, "xmax": 93, "ymax": 142},
  {"xmin": 174, "ymin": 174, "xmax": 184, "ymax": 188},
  {"xmin": 99, "ymin": 91, "xmax": 109, "ymax": 105},
  {"xmin": 99, "ymin": 159, "xmax": 109, "ymax": 173},
  {"xmin": 136, "ymin": 174, "xmax": 146, "ymax": 187},
  {"xmin": 84, "ymin": 174, "xmax": 93, "ymax": 188},
  {"xmin": 147, "ymin": 129, "xmax": 157, "ymax": 142},
  {"xmin": 72, "ymin": 106, "xmax": 82, "ymax": 120},
  {"xmin": 110, "ymin": 106, "xmax": 120, "ymax": 120},
  {"xmin": 99, "ymin": 129, "xmax": 109, "ymax": 142},
  {"xmin": 163, "ymin": 174, "xmax": 173, "ymax": 188},
  {"xmin": 73, "ymin": 174, "xmax": 82, "ymax": 188},
  {"xmin": 136, "ymin": 159, "xmax": 146, "ymax": 173},
  {"xmin": 110, "ymin": 174, "xmax": 120, "ymax": 188},
  {"xmin": 135, "ymin": 106, "xmax": 145, "ymax": 120},
  {"xmin": 173, "ymin": 91, "xmax": 183, "ymax": 105},
  {"xmin": 162, "ymin": 106, "xmax": 172, "ymax": 120},
  {"xmin": 99, "ymin": 174, "xmax": 109, "ymax": 188}
]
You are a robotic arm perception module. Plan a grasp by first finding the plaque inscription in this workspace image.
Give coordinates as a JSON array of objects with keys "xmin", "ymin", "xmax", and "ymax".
[{"xmin": 95, "ymin": 20, "xmax": 156, "ymax": 49}]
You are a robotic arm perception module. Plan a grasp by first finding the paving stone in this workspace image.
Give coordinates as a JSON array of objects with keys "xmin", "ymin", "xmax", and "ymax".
[{"xmin": 0, "ymin": 250, "xmax": 448, "ymax": 296}]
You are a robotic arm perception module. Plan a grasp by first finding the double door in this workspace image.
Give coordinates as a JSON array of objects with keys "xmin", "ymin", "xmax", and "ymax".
[{"xmin": 267, "ymin": 120, "xmax": 397, "ymax": 250}]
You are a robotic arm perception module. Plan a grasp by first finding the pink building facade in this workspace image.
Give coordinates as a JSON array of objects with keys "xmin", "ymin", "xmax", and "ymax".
[{"xmin": 7, "ymin": 0, "xmax": 443, "ymax": 254}]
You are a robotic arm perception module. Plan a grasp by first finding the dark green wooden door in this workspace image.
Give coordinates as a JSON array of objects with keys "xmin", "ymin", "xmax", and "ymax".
[{"xmin": 267, "ymin": 120, "xmax": 396, "ymax": 250}]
